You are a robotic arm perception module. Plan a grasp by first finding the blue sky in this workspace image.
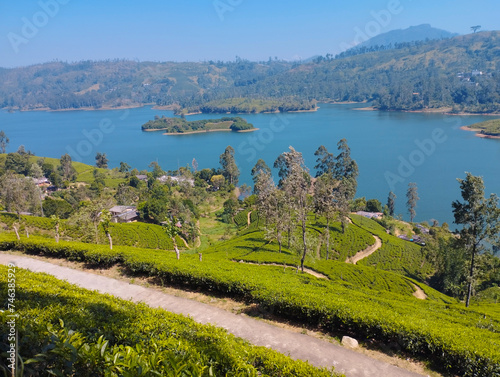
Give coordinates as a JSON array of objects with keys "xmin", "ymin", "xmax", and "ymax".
[{"xmin": 0, "ymin": 0, "xmax": 498, "ymax": 67}]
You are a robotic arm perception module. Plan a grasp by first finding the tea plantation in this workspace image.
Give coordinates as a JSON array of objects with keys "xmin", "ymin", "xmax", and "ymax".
[
  {"xmin": 1, "ymin": 232, "xmax": 499, "ymax": 376},
  {"xmin": 0, "ymin": 265, "xmax": 340, "ymax": 376}
]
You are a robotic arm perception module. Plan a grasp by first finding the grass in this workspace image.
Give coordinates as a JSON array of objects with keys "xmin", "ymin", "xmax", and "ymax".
[{"xmin": 468, "ymin": 118, "xmax": 500, "ymax": 136}]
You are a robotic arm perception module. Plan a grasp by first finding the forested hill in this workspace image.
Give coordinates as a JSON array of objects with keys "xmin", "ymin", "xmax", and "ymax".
[
  {"xmin": 2, "ymin": 31, "xmax": 500, "ymax": 113},
  {"xmin": 349, "ymin": 24, "xmax": 458, "ymax": 51}
]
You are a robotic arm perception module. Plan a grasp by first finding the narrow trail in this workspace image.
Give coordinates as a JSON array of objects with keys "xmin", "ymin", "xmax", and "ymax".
[
  {"xmin": 247, "ymin": 210, "xmax": 252, "ymax": 226},
  {"xmin": 347, "ymin": 236, "xmax": 382, "ymax": 265},
  {"xmin": 179, "ymin": 236, "xmax": 190, "ymax": 248},
  {"xmin": 412, "ymin": 284, "xmax": 428, "ymax": 300},
  {"xmin": 194, "ymin": 220, "xmax": 201, "ymax": 248},
  {"xmin": 234, "ymin": 260, "xmax": 329, "ymax": 279},
  {"xmin": 0, "ymin": 254, "xmax": 424, "ymax": 377}
]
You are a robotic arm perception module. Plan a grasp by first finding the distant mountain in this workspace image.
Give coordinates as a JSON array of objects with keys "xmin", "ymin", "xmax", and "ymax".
[
  {"xmin": 2, "ymin": 31, "xmax": 500, "ymax": 113},
  {"xmin": 352, "ymin": 24, "xmax": 458, "ymax": 50}
]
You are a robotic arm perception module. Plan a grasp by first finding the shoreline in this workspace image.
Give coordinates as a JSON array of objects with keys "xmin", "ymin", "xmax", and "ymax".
[
  {"xmin": 13, "ymin": 103, "xmax": 151, "ymax": 112},
  {"xmin": 6, "ymin": 102, "xmax": 500, "ymax": 117},
  {"xmin": 288, "ymin": 107, "xmax": 319, "ymax": 113},
  {"xmin": 459, "ymin": 126, "xmax": 500, "ymax": 139},
  {"xmin": 162, "ymin": 128, "xmax": 259, "ymax": 136}
]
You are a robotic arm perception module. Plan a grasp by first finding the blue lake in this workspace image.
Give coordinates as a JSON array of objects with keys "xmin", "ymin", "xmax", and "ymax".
[{"xmin": 1, "ymin": 103, "xmax": 499, "ymax": 226}]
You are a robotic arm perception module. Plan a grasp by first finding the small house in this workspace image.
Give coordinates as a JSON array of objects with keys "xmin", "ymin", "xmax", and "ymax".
[{"xmin": 109, "ymin": 205, "xmax": 138, "ymax": 223}]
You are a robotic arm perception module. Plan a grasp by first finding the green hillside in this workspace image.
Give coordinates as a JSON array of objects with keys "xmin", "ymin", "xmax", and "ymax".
[
  {"xmin": 2, "ymin": 31, "xmax": 500, "ymax": 113},
  {"xmin": 1, "ymin": 232, "xmax": 499, "ymax": 376}
]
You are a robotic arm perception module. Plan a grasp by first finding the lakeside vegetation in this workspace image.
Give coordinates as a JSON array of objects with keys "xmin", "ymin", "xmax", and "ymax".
[
  {"xmin": 141, "ymin": 116, "xmax": 255, "ymax": 133},
  {"xmin": 176, "ymin": 97, "xmax": 317, "ymax": 115},
  {"xmin": 3, "ymin": 32, "xmax": 500, "ymax": 114},
  {"xmin": 467, "ymin": 118, "xmax": 500, "ymax": 136}
]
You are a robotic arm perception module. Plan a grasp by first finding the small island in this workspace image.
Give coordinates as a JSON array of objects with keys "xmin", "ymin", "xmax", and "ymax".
[
  {"xmin": 173, "ymin": 97, "xmax": 317, "ymax": 115},
  {"xmin": 141, "ymin": 116, "xmax": 256, "ymax": 134},
  {"xmin": 462, "ymin": 119, "xmax": 500, "ymax": 139}
]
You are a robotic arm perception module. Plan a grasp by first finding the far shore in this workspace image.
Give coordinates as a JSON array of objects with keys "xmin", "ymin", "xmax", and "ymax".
[
  {"xmin": 459, "ymin": 125, "xmax": 500, "ymax": 139},
  {"xmin": 288, "ymin": 107, "xmax": 319, "ymax": 113},
  {"xmin": 162, "ymin": 128, "xmax": 259, "ymax": 136},
  {"xmin": 7, "ymin": 102, "xmax": 500, "ymax": 118},
  {"xmin": 13, "ymin": 103, "xmax": 151, "ymax": 112}
]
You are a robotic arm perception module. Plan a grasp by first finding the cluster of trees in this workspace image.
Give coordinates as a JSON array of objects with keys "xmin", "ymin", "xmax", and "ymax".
[
  {"xmin": 253, "ymin": 139, "xmax": 358, "ymax": 271},
  {"xmin": 430, "ymin": 173, "xmax": 500, "ymax": 306}
]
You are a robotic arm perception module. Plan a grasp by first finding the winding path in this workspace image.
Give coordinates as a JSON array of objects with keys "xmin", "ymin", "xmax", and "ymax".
[
  {"xmin": 234, "ymin": 260, "xmax": 328, "ymax": 279},
  {"xmin": 247, "ymin": 210, "xmax": 253, "ymax": 226},
  {"xmin": 347, "ymin": 236, "xmax": 382, "ymax": 265},
  {"xmin": 0, "ymin": 254, "xmax": 425, "ymax": 377}
]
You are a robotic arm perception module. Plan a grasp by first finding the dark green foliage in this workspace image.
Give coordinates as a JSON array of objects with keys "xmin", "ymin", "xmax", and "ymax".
[
  {"xmin": 42, "ymin": 197, "xmax": 74, "ymax": 219},
  {"xmin": 95, "ymin": 152, "xmax": 108, "ymax": 169},
  {"xmin": 366, "ymin": 199, "xmax": 383, "ymax": 213},
  {"xmin": 4, "ymin": 152, "xmax": 30, "ymax": 175}
]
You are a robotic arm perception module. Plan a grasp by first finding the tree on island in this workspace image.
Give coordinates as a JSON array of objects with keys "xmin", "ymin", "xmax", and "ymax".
[
  {"xmin": 0, "ymin": 130, "xmax": 9, "ymax": 153},
  {"xmin": 406, "ymin": 182, "xmax": 419, "ymax": 222},
  {"xmin": 452, "ymin": 172, "xmax": 500, "ymax": 307},
  {"xmin": 95, "ymin": 152, "xmax": 109, "ymax": 169}
]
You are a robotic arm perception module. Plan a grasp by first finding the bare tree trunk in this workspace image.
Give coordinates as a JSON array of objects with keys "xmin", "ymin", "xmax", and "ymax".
[
  {"xmin": 13, "ymin": 225, "xmax": 20, "ymax": 240},
  {"xmin": 277, "ymin": 231, "xmax": 282, "ymax": 253},
  {"xmin": 173, "ymin": 239, "xmax": 180, "ymax": 260},
  {"xmin": 39, "ymin": 189, "xmax": 44, "ymax": 217},
  {"xmin": 25, "ymin": 228, "xmax": 29, "ymax": 238},
  {"xmin": 199, "ymin": 253, "xmax": 202, "ymax": 262},
  {"xmin": 465, "ymin": 243, "xmax": 476, "ymax": 308},
  {"xmin": 55, "ymin": 224, "xmax": 59, "ymax": 243},
  {"xmin": 95, "ymin": 224, "xmax": 99, "ymax": 244},
  {"xmin": 326, "ymin": 217, "xmax": 330, "ymax": 260},
  {"xmin": 300, "ymin": 217, "xmax": 307, "ymax": 272},
  {"xmin": 107, "ymin": 233, "xmax": 113, "ymax": 250}
]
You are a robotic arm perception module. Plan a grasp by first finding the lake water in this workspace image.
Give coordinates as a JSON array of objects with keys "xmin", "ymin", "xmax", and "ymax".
[{"xmin": 1, "ymin": 103, "xmax": 499, "ymax": 226}]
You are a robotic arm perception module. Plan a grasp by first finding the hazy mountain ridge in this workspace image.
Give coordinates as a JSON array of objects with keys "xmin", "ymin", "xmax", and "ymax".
[
  {"xmin": 1, "ymin": 31, "xmax": 500, "ymax": 113},
  {"xmin": 353, "ymin": 24, "xmax": 458, "ymax": 50}
]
